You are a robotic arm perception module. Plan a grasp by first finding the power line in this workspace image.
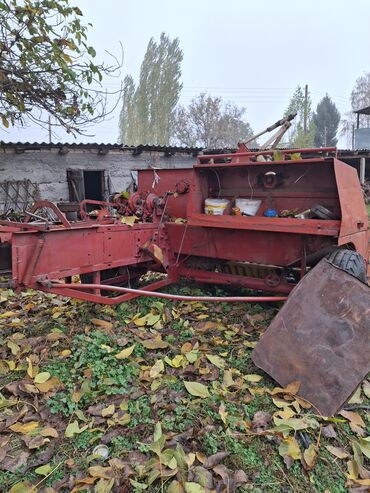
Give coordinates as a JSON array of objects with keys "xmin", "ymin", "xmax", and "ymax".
[
  {"xmin": 102, "ymin": 83, "xmax": 351, "ymax": 114},
  {"xmin": 178, "ymin": 96, "xmax": 349, "ymax": 106},
  {"xmin": 101, "ymin": 83, "xmax": 351, "ymax": 102},
  {"xmin": 182, "ymin": 86, "xmax": 294, "ymax": 91}
]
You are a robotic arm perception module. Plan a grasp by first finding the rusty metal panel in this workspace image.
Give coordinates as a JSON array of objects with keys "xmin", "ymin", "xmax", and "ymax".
[
  {"xmin": 9, "ymin": 224, "xmax": 157, "ymax": 285},
  {"xmin": 252, "ymin": 259, "xmax": 370, "ymax": 416},
  {"xmin": 334, "ymin": 159, "xmax": 368, "ymax": 258},
  {"xmin": 165, "ymin": 223, "xmax": 331, "ymax": 267}
]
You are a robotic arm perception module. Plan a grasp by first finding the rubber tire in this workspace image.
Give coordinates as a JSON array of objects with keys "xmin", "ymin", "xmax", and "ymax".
[{"xmin": 326, "ymin": 249, "xmax": 367, "ymax": 283}]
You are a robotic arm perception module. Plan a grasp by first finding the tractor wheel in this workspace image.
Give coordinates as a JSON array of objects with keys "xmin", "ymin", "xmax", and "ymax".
[{"xmin": 326, "ymin": 249, "xmax": 367, "ymax": 283}]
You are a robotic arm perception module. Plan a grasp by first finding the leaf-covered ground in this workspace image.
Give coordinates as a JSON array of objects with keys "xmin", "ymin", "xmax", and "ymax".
[{"xmin": 0, "ymin": 283, "xmax": 370, "ymax": 493}]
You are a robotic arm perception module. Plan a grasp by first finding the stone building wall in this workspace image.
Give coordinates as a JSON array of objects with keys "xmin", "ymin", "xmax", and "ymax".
[{"xmin": 0, "ymin": 144, "xmax": 197, "ymax": 211}]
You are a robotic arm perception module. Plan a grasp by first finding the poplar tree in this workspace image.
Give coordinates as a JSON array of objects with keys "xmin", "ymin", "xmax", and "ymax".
[
  {"xmin": 118, "ymin": 33, "xmax": 183, "ymax": 145},
  {"xmin": 118, "ymin": 75, "xmax": 137, "ymax": 144}
]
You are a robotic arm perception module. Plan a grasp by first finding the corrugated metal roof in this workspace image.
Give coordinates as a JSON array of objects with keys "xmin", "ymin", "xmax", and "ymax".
[
  {"xmin": 353, "ymin": 106, "xmax": 370, "ymax": 115},
  {"xmin": 0, "ymin": 141, "xmax": 202, "ymax": 154},
  {"xmin": 1, "ymin": 141, "xmax": 370, "ymax": 156}
]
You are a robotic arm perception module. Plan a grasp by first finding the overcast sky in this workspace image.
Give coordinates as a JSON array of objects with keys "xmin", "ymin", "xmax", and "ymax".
[{"xmin": 3, "ymin": 0, "xmax": 370, "ymax": 146}]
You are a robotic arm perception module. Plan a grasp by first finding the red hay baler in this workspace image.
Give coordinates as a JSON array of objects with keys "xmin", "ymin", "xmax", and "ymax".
[{"xmin": 0, "ymin": 146, "xmax": 368, "ymax": 304}]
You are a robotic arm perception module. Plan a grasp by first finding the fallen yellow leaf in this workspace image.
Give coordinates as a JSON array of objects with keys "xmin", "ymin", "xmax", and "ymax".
[
  {"xmin": 65, "ymin": 420, "xmax": 88, "ymax": 438},
  {"xmin": 184, "ymin": 381, "xmax": 210, "ymax": 399},
  {"xmin": 10, "ymin": 421, "xmax": 39, "ymax": 434},
  {"xmin": 206, "ymin": 354, "xmax": 225, "ymax": 369},
  {"xmin": 339, "ymin": 410, "xmax": 365, "ymax": 428},
  {"xmin": 59, "ymin": 349, "xmax": 72, "ymax": 358},
  {"xmin": 115, "ymin": 344, "xmax": 135, "ymax": 359},
  {"xmin": 40, "ymin": 427, "xmax": 59, "ymax": 438},
  {"xmin": 8, "ymin": 481, "xmax": 35, "ymax": 493},
  {"xmin": 35, "ymin": 376, "xmax": 62, "ymax": 393},
  {"xmin": 244, "ymin": 374, "xmax": 263, "ymax": 383},
  {"xmin": 142, "ymin": 338, "xmax": 169, "ymax": 349},
  {"xmin": 325, "ymin": 445, "xmax": 349, "ymax": 459},
  {"xmin": 0, "ymin": 311, "xmax": 18, "ymax": 318},
  {"xmin": 101, "ymin": 404, "xmax": 115, "ymax": 417},
  {"xmin": 121, "ymin": 216, "xmax": 137, "ymax": 227},
  {"xmin": 91, "ymin": 319, "xmax": 113, "ymax": 330},
  {"xmin": 88, "ymin": 465, "xmax": 113, "ymax": 479},
  {"xmin": 271, "ymin": 381, "xmax": 301, "ymax": 396},
  {"xmin": 150, "ymin": 359, "xmax": 165, "ymax": 378},
  {"xmin": 34, "ymin": 372, "xmax": 51, "ymax": 384},
  {"xmin": 278, "ymin": 436, "xmax": 301, "ymax": 460},
  {"xmin": 165, "ymin": 355, "xmax": 184, "ymax": 368}
]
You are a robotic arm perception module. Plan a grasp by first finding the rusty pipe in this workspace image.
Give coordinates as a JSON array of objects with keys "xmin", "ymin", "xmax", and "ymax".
[{"xmin": 48, "ymin": 282, "xmax": 288, "ymax": 303}]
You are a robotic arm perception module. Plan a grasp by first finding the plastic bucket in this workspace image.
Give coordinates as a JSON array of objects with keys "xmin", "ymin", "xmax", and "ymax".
[
  {"xmin": 235, "ymin": 198, "xmax": 262, "ymax": 216},
  {"xmin": 204, "ymin": 198, "xmax": 229, "ymax": 215}
]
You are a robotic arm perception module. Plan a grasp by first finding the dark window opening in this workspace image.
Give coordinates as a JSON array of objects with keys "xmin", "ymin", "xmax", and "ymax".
[
  {"xmin": 83, "ymin": 171, "xmax": 104, "ymax": 201},
  {"xmin": 67, "ymin": 169, "xmax": 105, "ymax": 206}
]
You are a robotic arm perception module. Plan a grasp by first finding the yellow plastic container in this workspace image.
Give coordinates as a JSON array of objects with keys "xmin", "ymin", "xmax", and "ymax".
[{"xmin": 204, "ymin": 198, "xmax": 229, "ymax": 215}]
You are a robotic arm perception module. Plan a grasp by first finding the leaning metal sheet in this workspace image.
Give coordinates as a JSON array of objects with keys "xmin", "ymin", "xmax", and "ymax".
[{"xmin": 252, "ymin": 259, "xmax": 370, "ymax": 416}]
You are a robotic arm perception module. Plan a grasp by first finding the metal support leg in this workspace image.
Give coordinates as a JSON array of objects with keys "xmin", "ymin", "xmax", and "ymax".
[
  {"xmin": 92, "ymin": 271, "xmax": 101, "ymax": 296},
  {"xmin": 360, "ymin": 157, "xmax": 366, "ymax": 185}
]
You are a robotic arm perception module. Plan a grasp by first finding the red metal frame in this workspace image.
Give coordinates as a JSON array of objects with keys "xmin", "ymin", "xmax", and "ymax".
[
  {"xmin": 197, "ymin": 147, "xmax": 337, "ymax": 165},
  {"xmin": 79, "ymin": 199, "xmax": 116, "ymax": 220},
  {"xmin": 24, "ymin": 200, "xmax": 72, "ymax": 228},
  {"xmin": 0, "ymin": 149, "xmax": 368, "ymax": 304}
]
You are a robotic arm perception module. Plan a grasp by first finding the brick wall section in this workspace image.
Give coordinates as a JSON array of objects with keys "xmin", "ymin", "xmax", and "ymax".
[{"xmin": 0, "ymin": 146, "xmax": 195, "ymax": 211}]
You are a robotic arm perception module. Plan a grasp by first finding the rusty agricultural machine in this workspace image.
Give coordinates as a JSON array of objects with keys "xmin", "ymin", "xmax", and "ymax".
[
  {"xmin": 0, "ymin": 116, "xmax": 369, "ymax": 415},
  {"xmin": 0, "ymin": 147, "xmax": 368, "ymax": 302}
]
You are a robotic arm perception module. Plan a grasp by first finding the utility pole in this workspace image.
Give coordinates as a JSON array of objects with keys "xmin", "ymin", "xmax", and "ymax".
[
  {"xmin": 303, "ymin": 84, "xmax": 308, "ymax": 134},
  {"xmin": 324, "ymin": 126, "xmax": 327, "ymax": 147},
  {"xmin": 48, "ymin": 116, "xmax": 52, "ymax": 144}
]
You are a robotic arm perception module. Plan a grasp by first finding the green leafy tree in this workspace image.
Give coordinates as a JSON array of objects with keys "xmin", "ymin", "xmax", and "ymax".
[
  {"xmin": 0, "ymin": 0, "xmax": 119, "ymax": 134},
  {"xmin": 312, "ymin": 95, "xmax": 340, "ymax": 146},
  {"xmin": 173, "ymin": 93, "xmax": 255, "ymax": 148},
  {"xmin": 118, "ymin": 32, "xmax": 183, "ymax": 145},
  {"xmin": 284, "ymin": 85, "xmax": 315, "ymax": 147}
]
